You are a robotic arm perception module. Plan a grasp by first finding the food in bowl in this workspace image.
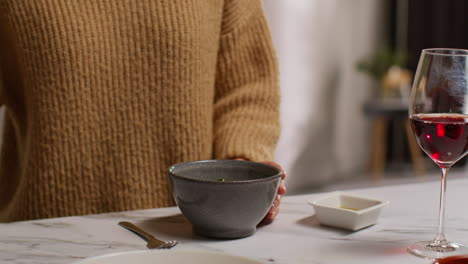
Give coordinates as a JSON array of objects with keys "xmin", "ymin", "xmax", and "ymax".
[{"xmin": 168, "ymin": 160, "xmax": 282, "ymax": 239}]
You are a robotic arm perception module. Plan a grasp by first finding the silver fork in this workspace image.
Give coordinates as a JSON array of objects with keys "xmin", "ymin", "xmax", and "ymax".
[{"xmin": 118, "ymin": 221, "xmax": 179, "ymax": 249}]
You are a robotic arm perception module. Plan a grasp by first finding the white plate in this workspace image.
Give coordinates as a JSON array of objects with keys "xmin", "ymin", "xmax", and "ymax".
[
  {"xmin": 72, "ymin": 250, "xmax": 266, "ymax": 264},
  {"xmin": 308, "ymin": 191, "xmax": 389, "ymax": 231}
]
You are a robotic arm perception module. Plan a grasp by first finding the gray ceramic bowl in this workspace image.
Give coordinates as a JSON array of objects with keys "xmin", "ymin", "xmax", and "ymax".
[{"xmin": 168, "ymin": 160, "xmax": 282, "ymax": 239}]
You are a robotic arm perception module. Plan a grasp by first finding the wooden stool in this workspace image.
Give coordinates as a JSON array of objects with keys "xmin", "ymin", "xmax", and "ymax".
[{"xmin": 364, "ymin": 99, "xmax": 426, "ymax": 182}]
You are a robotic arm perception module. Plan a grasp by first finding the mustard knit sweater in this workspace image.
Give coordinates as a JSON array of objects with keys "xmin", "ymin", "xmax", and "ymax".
[{"xmin": 0, "ymin": 0, "xmax": 280, "ymax": 222}]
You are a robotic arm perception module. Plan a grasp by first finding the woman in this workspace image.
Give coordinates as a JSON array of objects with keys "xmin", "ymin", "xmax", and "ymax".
[{"xmin": 0, "ymin": 0, "xmax": 285, "ymax": 222}]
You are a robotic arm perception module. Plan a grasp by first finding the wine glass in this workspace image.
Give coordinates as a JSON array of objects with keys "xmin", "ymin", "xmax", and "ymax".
[{"xmin": 407, "ymin": 48, "xmax": 468, "ymax": 259}]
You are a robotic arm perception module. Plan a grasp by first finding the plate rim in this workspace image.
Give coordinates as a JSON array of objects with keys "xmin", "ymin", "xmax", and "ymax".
[{"xmin": 72, "ymin": 249, "xmax": 267, "ymax": 264}]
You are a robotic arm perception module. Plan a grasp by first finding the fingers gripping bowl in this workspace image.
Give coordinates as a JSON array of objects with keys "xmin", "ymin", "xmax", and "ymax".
[{"xmin": 169, "ymin": 160, "xmax": 282, "ymax": 239}]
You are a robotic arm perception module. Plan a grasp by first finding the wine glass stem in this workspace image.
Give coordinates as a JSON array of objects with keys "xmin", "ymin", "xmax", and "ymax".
[{"xmin": 433, "ymin": 166, "xmax": 450, "ymax": 246}]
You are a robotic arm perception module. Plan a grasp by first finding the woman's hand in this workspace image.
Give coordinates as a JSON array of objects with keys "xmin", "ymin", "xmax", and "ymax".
[
  {"xmin": 232, "ymin": 158, "xmax": 286, "ymax": 225},
  {"xmin": 258, "ymin": 161, "xmax": 286, "ymax": 225}
]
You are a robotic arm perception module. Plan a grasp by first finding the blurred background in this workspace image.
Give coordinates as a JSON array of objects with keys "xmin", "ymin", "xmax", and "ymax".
[{"xmin": 264, "ymin": 0, "xmax": 468, "ymax": 194}]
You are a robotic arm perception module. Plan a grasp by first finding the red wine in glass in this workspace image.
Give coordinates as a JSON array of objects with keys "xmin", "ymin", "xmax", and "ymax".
[{"xmin": 410, "ymin": 113, "xmax": 468, "ymax": 167}]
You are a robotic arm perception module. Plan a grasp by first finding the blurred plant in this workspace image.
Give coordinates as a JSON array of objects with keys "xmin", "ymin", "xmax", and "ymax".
[
  {"xmin": 357, "ymin": 47, "xmax": 412, "ymax": 99},
  {"xmin": 356, "ymin": 47, "xmax": 409, "ymax": 81}
]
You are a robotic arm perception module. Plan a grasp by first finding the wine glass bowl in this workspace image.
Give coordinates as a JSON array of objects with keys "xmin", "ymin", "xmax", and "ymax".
[
  {"xmin": 407, "ymin": 48, "xmax": 468, "ymax": 259},
  {"xmin": 410, "ymin": 114, "xmax": 468, "ymax": 167}
]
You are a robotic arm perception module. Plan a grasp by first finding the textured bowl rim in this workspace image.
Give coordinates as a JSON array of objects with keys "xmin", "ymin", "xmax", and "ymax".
[{"xmin": 168, "ymin": 160, "xmax": 282, "ymax": 184}]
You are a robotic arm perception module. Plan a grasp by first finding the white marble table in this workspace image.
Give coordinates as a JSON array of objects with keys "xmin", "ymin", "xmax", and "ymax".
[{"xmin": 2, "ymin": 177, "xmax": 468, "ymax": 264}]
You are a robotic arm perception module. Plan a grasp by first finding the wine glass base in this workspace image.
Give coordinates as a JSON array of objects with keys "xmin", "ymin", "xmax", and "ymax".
[{"xmin": 408, "ymin": 241, "xmax": 468, "ymax": 259}]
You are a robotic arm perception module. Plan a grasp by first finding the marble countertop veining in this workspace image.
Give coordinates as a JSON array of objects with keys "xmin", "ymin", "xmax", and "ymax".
[{"xmin": 2, "ymin": 178, "xmax": 468, "ymax": 264}]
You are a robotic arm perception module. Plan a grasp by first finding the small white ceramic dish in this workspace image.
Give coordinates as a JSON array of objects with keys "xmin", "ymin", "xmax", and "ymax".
[
  {"xmin": 308, "ymin": 191, "xmax": 389, "ymax": 231},
  {"xmin": 72, "ymin": 250, "xmax": 266, "ymax": 264}
]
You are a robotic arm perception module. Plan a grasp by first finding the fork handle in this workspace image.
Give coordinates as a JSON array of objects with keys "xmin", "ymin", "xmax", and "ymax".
[{"xmin": 118, "ymin": 221, "xmax": 163, "ymax": 244}]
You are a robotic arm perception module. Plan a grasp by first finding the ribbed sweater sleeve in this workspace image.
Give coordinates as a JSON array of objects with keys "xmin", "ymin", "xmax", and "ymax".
[{"xmin": 213, "ymin": 0, "xmax": 281, "ymax": 161}]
